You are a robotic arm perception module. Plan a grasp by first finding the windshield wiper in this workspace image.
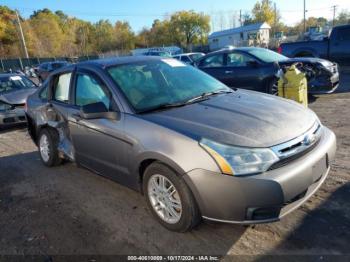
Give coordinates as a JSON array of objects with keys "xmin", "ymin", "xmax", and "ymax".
[
  {"xmin": 185, "ymin": 89, "xmax": 233, "ymax": 104},
  {"xmin": 139, "ymin": 89, "xmax": 234, "ymax": 114},
  {"xmin": 139, "ymin": 102, "xmax": 189, "ymax": 114}
]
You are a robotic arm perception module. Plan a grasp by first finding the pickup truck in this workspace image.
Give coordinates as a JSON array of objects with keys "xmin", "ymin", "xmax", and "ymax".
[{"xmin": 279, "ymin": 24, "xmax": 350, "ymax": 66}]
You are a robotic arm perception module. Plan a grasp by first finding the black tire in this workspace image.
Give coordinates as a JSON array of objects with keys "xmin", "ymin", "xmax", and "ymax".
[
  {"xmin": 267, "ymin": 77, "xmax": 279, "ymax": 95},
  {"xmin": 38, "ymin": 128, "xmax": 62, "ymax": 167},
  {"xmin": 143, "ymin": 162, "xmax": 201, "ymax": 232}
]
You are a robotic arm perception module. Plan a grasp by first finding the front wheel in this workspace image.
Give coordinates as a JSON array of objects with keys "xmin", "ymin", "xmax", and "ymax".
[
  {"xmin": 267, "ymin": 78, "xmax": 279, "ymax": 96},
  {"xmin": 143, "ymin": 162, "xmax": 201, "ymax": 232}
]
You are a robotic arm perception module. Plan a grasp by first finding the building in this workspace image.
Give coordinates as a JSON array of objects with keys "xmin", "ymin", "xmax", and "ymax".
[{"xmin": 208, "ymin": 22, "xmax": 271, "ymax": 51}]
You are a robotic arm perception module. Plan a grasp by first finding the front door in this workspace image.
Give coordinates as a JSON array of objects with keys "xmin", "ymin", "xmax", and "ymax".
[
  {"xmin": 329, "ymin": 26, "xmax": 350, "ymax": 66},
  {"xmin": 197, "ymin": 53, "xmax": 228, "ymax": 85},
  {"xmin": 224, "ymin": 52, "xmax": 262, "ymax": 90},
  {"xmin": 67, "ymin": 70, "xmax": 131, "ymax": 184}
]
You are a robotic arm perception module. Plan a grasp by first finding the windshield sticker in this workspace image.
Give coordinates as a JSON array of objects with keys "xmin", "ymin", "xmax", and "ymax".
[
  {"xmin": 162, "ymin": 59, "xmax": 186, "ymax": 67},
  {"xmin": 10, "ymin": 76, "xmax": 22, "ymax": 81}
]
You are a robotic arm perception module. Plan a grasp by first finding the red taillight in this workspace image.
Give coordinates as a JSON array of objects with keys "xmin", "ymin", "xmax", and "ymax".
[{"xmin": 277, "ymin": 46, "xmax": 282, "ymax": 54}]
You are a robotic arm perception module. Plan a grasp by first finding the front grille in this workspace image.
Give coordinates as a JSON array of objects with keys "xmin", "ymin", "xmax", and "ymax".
[
  {"xmin": 269, "ymin": 122, "xmax": 322, "ymax": 170},
  {"xmin": 269, "ymin": 139, "xmax": 319, "ymax": 170}
]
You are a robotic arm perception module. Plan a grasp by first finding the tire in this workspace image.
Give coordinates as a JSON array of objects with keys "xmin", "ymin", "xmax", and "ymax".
[
  {"xmin": 143, "ymin": 162, "xmax": 201, "ymax": 232},
  {"xmin": 38, "ymin": 128, "xmax": 62, "ymax": 167},
  {"xmin": 267, "ymin": 78, "xmax": 279, "ymax": 95}
]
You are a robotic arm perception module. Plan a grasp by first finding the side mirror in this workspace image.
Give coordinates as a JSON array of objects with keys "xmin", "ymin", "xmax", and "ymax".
[
  {"xmin": 79, "ymin": 102, "xmax": 119, "ymax": 120},
  {"xmin": 247, "ymin": 60, "xmax": 259, "ymax": 67}
]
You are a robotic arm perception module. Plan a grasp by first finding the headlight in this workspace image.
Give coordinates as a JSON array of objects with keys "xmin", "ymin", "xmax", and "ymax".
[
  {"xmin": 0, "ymin": 102, "xmax": 12, "ymax": 112},
  {"xmin": 200, "ymin": 139, "xmax": 279, "ymax": 176}
]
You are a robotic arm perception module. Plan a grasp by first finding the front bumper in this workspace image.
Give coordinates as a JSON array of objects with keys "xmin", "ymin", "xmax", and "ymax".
[
  {"xmin": 0, "ymin": 108, "xmax": 27, "ymax": 126},
  {"xmin": 308, "ymin": 72, "xmax": 339, "ymax": 94},
  {"xmin": 183, "ymin": 127, "xmax": 336, "ymax": 224}
]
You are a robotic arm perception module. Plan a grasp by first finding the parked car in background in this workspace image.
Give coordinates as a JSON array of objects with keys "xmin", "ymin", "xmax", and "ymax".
[
  {"xmin": 195, "ymin": 47, "xmax": 339, "ymax": 94},
  {"xmin": 144, "ymin": 50, "xmax": 171, "ymax": 57},
  {"xmin": 279, "ymin": 24, "xmax": 350, "ymax": 66},
  {"xmin": 0, "ymin": 74, "xmax": 37, "ymax": 126},
  {"xmin": 172, "ymin": 52, "xmax": 205, "ymax": 64},
  {"xmin": 26, "ymin": 57, "xmax": 336, "ymax": 232},
  {"xmin": 36, "ymin": 61, "xmax": 70, "ymax": 82}
]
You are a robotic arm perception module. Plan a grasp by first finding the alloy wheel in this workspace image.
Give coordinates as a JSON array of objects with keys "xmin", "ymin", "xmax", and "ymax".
[
  {"xmin": 147, "ymin": 174, "xmax": 182, "ymax": 224},
  {"xmin": 39, "ymin": 134, "xmax": 50, "ymax": 162}
]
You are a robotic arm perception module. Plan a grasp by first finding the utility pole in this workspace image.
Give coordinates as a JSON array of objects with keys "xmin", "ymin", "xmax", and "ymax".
[
  {"xmin": 332, "ymin": 5, "xmax": 337, "ymax": 27},
  {"xmin": 239, "ymin": 9, "xmax": 242, "ymax": 27},
  {"xmin": 273, "ymin": 2, "xmax": 277, "ymax": 38},
  {"xmin": 303, "ymin": 0, "xmax": 306, "ymax": 34},
  {"xmin": 15, "ymin": 10, "xmax": 29, "ymax": 59}
]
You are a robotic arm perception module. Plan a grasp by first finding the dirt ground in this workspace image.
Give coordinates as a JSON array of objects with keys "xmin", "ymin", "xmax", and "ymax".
[{"xmin": 0, "ymin": 73, "xmax": 349, "ymax": 259}]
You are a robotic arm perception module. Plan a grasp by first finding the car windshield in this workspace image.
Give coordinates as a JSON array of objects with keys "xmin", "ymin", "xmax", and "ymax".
[
  {"xmin": 247, "ymin": 48, "xmax": 288, "ymax": 63},
  {"xmin": 107, "ymin": 59, "xmax": 230, "ymax": 112},
  {"xmin": 0, "ymin": 75, "xmax": 36, "ymax": 93},
  {"xmin": 189, "ymin": 53, "xmax": 204, "ymax": 61}
]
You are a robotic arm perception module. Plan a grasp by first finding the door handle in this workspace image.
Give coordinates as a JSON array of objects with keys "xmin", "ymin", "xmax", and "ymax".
[{"xmin": 225, "ymin": 70, "xmax": 233, "ymax": 74}]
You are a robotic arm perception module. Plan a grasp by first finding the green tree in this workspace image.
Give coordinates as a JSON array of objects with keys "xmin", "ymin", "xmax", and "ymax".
[
  {"xmin": 29, "ymin": 10, "xmax": 65, "ymax": 57},
  {"xmin": 169, "ymin": 11, "xmax": 210, "ymax": 50},
  {"xmin": 252, "ymin": 0, "xmax": 279, "ymax": 26},
  {"xmin": 0, "ymin": 6, "xmax": 21, "ymax": 57},
  {"xmin": 92, "ymin": 20, "xmax": 115, "ymax": 53},
  {"xmin": 335, "ymin": 10, "xmax": 350, "ymax": 26},
  {"xmin": 114, "ymin": 21, "xmax": 135, "ymax": 52}
]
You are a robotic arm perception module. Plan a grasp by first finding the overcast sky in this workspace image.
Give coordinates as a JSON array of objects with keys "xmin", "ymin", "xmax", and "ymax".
[{"xmin": 2, "ymin": 0, "xmax": 350, "ymax": 31}]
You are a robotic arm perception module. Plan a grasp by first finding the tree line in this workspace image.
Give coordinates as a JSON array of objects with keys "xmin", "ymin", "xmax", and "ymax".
[
  {"xmin": 1, "ymin": 1, "xmax": 349, "ymax": 59},
  {"xmin": 0, "ymin": 6, "xmax": 210, "ymax": 58}
]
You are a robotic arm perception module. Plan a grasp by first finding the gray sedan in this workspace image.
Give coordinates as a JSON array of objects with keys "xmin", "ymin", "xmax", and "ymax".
[
  {"xmin": 25, "ymin": 57, "xmax": 336, "ymax": 232},
  {"xmin": 0, "ymin": 74, "xmax": 37, "ymax": 127}
]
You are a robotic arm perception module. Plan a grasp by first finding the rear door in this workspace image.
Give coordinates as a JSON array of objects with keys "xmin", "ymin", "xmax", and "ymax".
[
  {"xmin": 329, "ymin": 27, "xmax": 350, "ymax": 66},
  {"xmin": 197, "ymin": 53, "xmax": 227, "ymax": 84},
  {"xmin": 67, "ymin": 68, "xmax": 131, "ymax": 183},
  {"xmin": 224, "ymin": 51, "xmax": 264, "ymax": 90}
]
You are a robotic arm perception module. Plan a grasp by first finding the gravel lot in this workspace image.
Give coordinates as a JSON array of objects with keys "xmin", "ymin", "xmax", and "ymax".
[{"xmin": 0, "ymin": 73, "xmax": 349, "ymax": 259}]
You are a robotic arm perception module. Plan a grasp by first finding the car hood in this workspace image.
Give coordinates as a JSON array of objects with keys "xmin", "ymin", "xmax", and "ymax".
[
  {"xmin": 141, "ymin": 90, "xmax": 317, "ymax": 148},
  {"xmin": 280, "ymin": 57, "xmax": 334, "ymax": 67},
  {"xmin": 0, "ymin": 88, "xmax": 37, "ymax": 105}
]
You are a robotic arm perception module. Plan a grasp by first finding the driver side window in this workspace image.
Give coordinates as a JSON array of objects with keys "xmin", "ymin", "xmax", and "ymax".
[
  {"xmin": 227, "ymin": 53, "xmax": 255, "ymax": 67},
  {"xmin": 200, "ymin": 54, "xmax": 224, "ymax": 68},
  {"xmin": 75, "ymin": 73, "xmax": 115, "ymax": 111}
]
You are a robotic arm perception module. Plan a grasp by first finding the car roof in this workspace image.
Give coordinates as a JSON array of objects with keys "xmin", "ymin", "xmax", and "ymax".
[
  {"xmin": 207, "ymin": 47, "xmax": 266, "ymax": 56},
  {"xmin": 77, "ymin": 56, "xmax": 170, "ymax": 68},
  {"xmin": 0, "ymin": 73, "xmax": 25, "ymax": 78}
]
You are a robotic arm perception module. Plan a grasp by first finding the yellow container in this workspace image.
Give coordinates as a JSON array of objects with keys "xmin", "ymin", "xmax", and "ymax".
[{"xmin": 278, "ymin": 64, "xmax": 308, "ymax": 107}]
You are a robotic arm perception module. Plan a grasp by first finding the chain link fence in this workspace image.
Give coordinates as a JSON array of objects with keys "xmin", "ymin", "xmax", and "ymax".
[{"xmin": 0, "ymin": 56, "xmax": 99, "ymax": 73}]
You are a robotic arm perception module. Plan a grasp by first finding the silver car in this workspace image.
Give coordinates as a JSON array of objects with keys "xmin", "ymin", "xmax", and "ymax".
[
  {"xmin": 0, "ymin": 74, "xmax": 37, "ymax": 127},
  {"xmin": 25, "ymin": 57, "xmax": 336, "ymax": 232}
]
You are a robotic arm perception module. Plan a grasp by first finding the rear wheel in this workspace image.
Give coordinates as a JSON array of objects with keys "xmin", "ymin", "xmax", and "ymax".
[
  {"xmin": 143, "ymin": 162, "xmax": 201, "ymax": 232},
  {"xmin": 38, "ymin": 128, "xmax": 62, "ymax": 167}
]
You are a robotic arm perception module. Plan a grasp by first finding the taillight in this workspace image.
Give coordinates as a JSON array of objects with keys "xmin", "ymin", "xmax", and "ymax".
[{"xmin": 277, "ymin": 46, "xmax": 282, "ymax": 54}]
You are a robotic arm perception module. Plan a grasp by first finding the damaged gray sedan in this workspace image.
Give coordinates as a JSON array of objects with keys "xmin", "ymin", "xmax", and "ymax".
[
  {"xmin": 25, "ymin": 57, "xmax": 336, "ymax": 232},
  {"xmin": 0, "ymin": 74, "xmax": 37, "ymax": 127}
]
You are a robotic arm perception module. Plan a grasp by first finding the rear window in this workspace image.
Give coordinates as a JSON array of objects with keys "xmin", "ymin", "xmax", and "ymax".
[{"xmin": 54, "ymin": 73, "xmax": 72, "ymax": 103}]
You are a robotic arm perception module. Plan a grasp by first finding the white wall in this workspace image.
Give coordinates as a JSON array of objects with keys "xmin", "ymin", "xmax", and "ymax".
[{"xmin": 209, "ymin": 28, "xmax": 270, "ymax": 50}]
